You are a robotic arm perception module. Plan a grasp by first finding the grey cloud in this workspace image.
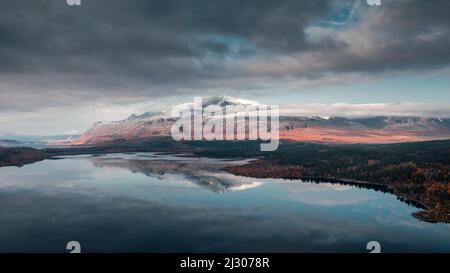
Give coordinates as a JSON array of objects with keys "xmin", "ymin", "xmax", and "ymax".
[
  {"xmin": 0, "ymin": 0, "xmax": 449, "ymax": 110},
  {"xmin": 0, "ymin": 0, "xmax": 332, "ymax": 109},
  {"xmin": 325, "ymin": 0, "xmax": 450, "ymax": 72}
]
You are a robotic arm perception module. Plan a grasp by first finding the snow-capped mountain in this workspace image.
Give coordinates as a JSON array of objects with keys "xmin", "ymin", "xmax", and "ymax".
[
  {"xmin": 71, "ymin": 96, "xmax": 262, "ymax": 145},
  {"xmin": 72, "ymin": 112, "xmax": 175, "ymax": 145},
  {"xmin": 70, "ymin": 96, "xmax": 450, "ymax": 145},
  {"xmin": 200, "ymin": 96, "xmax": 261, "ymax": 107},
  {"xmin": 125, "ymin": 111, "xmax": 161, "ymax": 121}
]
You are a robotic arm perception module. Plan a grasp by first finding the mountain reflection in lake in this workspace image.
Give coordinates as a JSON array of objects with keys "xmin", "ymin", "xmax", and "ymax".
[
  {"xmin": 0, "ymin": 153, "xmax": 449, "ymax": 253},
  {"xmin": 88, "ymin": 154, "xmax": 261, "ymax": 193}
]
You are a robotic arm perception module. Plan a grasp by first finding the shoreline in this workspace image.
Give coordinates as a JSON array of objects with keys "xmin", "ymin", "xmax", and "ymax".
[
  {"xmin": 1, "ymin": 143, "xmax": 449, "ymax": 224},
  {"xmin": 226, "ymin": 169, "xmax": 428, "ymax": 209},
  {"xmin": 224, "ymin": 162, "xmax": 449, "ymax": 224}
]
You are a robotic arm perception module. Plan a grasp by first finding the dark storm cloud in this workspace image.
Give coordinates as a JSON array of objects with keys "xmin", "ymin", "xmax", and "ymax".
[
  {"xmin": 0, "ymin": 0, "xmax": 331, "ymax": 73},
  {"xmin": 0, "ymin": 0, "xmax": 334, "ymax": 109},
  {"xmin": 0, "ymin": 0, "xmax": 449, "ymax": 110}
]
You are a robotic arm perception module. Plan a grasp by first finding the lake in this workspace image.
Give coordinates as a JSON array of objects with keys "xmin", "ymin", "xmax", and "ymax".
[{"xmin": 0, "ymin": 153, "xmax": 449, "ymax": 253}]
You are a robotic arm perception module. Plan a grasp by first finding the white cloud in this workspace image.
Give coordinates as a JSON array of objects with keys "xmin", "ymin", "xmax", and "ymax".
[{"xmin": 281, "ymin": 102, "xmax": 450, "ymax": 118}]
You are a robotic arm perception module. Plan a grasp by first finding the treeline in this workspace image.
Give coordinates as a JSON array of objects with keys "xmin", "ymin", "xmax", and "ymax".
[{"xmin": 224, "ymin": 139, "xmax": 450, "ymax": 223}]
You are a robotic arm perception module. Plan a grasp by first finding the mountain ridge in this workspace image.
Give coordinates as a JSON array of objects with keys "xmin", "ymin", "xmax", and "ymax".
[{"xmin": 67, "ymin": 97, "xmax": 450, "ymax": 145}]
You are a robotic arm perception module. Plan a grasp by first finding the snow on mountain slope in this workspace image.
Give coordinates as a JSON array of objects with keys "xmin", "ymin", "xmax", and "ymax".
[
  {"xmin": 71, "ymin": 96, "xmax": 261, "ymax": 145},
  {"xmin": 69, "ymin": 97, "xmax": 450, "ymax": 145}
]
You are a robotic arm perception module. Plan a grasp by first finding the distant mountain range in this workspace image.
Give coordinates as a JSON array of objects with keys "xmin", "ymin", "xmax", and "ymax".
[
  {"xmin": 67, "ymin": 96, "xmax": 450, "ymax": 145},
  {"xmin": 0, "ymin": 133, "xmax": 81, "ymax": 143},
  {"xmin": 0, "ymin": 133, "xmax": 81, "ymax": 149},
  {"xmin": 278, "ymin": 115, "xmax": 450, "ymax": 144}
]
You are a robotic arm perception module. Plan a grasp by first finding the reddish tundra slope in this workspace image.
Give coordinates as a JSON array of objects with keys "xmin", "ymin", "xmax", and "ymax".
[
  {"xmin": 71, "ymin": 115, "xmax": 450, "ymax": 145},
  {"xmin": 62, "ymin": 97, "xmax": 450, "ymax": 146}
]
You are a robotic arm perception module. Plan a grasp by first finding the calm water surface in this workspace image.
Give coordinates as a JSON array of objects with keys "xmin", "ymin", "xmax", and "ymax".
[{"xmin": 0, "ymin": 153, "xmax": 449, "ymax": 252}]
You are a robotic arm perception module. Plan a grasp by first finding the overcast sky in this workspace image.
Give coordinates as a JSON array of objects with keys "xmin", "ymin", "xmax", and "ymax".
[{"xmin": 1, "ymin": 0, "xmax": 450, "ymax": 135}]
